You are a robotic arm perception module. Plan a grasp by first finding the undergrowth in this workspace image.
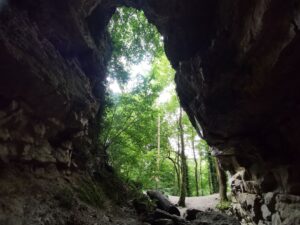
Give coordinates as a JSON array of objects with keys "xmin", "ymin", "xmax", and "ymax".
[
  {"xmin": 73, "ymin": 178, "xmax": 106, "ymax": 209},
  {"xmin": 216, "ymin": 200, "xmax": 231, "ymax": 212}
]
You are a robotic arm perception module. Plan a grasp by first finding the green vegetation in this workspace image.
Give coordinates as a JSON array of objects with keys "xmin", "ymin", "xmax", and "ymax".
[
  {"xmin": 73, "ymin": 179, "xmax": 105, "ymax": 209},
  {"xmin": 100, "ymin": 7, "xmax": 228, "ymax": 205},
  {"xmin": 108, "ymin": 7, "xmax": 163, "ymax": 86},
  {"xmin": 216, "ymin": 200, "xmax": 231, "ymax": 212}
]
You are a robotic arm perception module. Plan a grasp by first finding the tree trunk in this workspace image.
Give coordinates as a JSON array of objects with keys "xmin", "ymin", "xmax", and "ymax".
[
  {"xmin": 186, "ymin": 162, "xmax": 191, "ymax": 197},
  {"xmin": 175, "ymin": 162, "xmax": 181, "ymax": 195},
  {"xmin": 208, "ymin": 166, "xmax": 212, "ymax": 194},
  {"xmin": 199, "ymin": 150, "xmax": 204, "ymax": 196},
  {"xmin": 178, "ymin": 108, "xmax": 187, "ymax": 207},
  {"xmin": 212, "ymin": 157, "xmax": 219, "ymax": 193},
  {"xmin": 176, "ymin": 132, "xmax": 181, "ymax": 195},
  {"xmin": 156, "ymin": 114, "xmax": 160, "ymax": 189},
  {"xmin": 207, "ymin": 147, "xmax": 218, "ymax": 194},
  {"xmin": 175, "ymin": 153, "xmax": 181, "ymax": 195},
  {"xmin": 215, "ymin": 158, "xmax": 228, "ymax": 202},
  {"xmin": 191, "ymin": 132, "xmax": 199, "ymax": 196},
  {"xmin": 206, "ymin": 147, "xmax": 213, "ymax": 194}
]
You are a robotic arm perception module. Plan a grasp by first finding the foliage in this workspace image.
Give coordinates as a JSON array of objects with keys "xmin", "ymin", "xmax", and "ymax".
[
  {"xmin": 73, "ymin": 179, "xmax": 105, "ymax": 209},
  {"xmin": 216, "ymin": 200, "xmax": 232, "ymax": 212},
  {"xmin": 102, "ymin": 76, "xmax": 165, "ymax": 190},
  {"xmin": 102, "ymin": 6, "xmax": 222, "ymax": 198},
  {"xmin": 108, "ymin": 7, "xmax": 163, "ymax": 87}
]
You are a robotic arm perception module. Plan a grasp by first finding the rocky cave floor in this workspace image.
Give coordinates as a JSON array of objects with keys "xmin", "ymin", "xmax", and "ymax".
[
  {"xmin": 0, "ymin": 166, "xmax": 142, "ymax": 225},
  {"xmin": 168, "ymin": 194, "xmax": 220, "ymax": 214},
  {"xmin": 0, "ymin": 165, "xmax": 240, "ymax": 225}
]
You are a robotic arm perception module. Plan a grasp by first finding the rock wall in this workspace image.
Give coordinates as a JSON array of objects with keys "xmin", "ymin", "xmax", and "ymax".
[
  {"xmin": 0, "ymin": 0, "xmax": 300, "ymax": 224},
  {"xmin": 0, "ymin": 0, "xmax": 114, "ymax": 171},
  {"xmin": 0, "ymin": 0, "xmax": 119, "ymax": 224},
  {"xmin": 121, "ymin": 0, "xmax": 300, "ymax": 224},
  {"xmin": 230, "ymin": 170, "xmax": 300, "ymax": 224}
]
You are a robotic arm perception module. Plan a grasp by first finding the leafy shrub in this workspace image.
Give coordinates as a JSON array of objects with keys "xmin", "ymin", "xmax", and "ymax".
[
  {"xmin": 216, "ymin": 200, "xmax": 231, "ymax": 212},
  {"xmin": 73, "ymin": 178, "xmax": 105, "ymax": 209}
]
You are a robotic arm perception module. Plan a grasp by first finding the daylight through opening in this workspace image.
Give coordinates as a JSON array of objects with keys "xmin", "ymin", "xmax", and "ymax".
[{"xmin": 101, "ymin": 7, "xmax": 229, "ymax": 205}]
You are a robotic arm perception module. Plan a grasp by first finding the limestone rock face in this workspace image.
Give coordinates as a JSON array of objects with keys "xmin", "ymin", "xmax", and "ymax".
[
  {"xmin": 126, "ymin": 0, "xmax": 300, "ymax": 224},
  {"xmin": 122, "ymin": 0, "xmax": 300, "ymax": 190},
  {"xmin": 125, "ymin": 1, "xmax": 300, "ymax": 223},
  {"xmin": 0, "ymin": 0, "xmax": 116, "ymax": 224},
  {"xmin": 0, "ymin": 0, "xmax": 114, "ymax": 168}
]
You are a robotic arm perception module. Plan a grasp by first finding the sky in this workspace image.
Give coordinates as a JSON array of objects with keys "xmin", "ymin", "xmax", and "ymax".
[
  {"xmin": 156, "ymin": 83, "xmax": 174, "ymax": 105},
  {"xmin": 108, "ymin": 60, "xmax": 151, "ymax": 93}
]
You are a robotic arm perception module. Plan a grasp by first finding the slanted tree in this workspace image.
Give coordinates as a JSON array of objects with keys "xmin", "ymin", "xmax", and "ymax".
[
  {"xmin": 186, "ymin": 161, "xmax": 191, "ymax": 197},
  {"xmin": 166, "ymin": 146, "xmax": 181, "ymax": 195}
]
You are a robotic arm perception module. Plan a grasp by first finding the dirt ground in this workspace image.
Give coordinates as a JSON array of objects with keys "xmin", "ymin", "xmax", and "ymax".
[{"xmin": 168, "ymin": 194, "xmax": 220, "ymax": 216}]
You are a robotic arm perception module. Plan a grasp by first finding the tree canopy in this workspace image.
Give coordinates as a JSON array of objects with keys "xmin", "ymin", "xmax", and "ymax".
[
  {"xmin": 108, "ymin": 7, "xmax": 163, "ymax": 87},
  {"xmin": 100, "ymin": 7, "xmax": 224, "ymax": 199}
]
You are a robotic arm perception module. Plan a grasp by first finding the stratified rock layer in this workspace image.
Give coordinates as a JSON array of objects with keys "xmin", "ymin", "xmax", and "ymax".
[
  {"xmin": 0, "ymin": 0, "xmax": 300, "ymax": 224},
  {"xmin": 0, "ymin": 0, "xmax": 117, "ymax": 224},
  {"xmin": 0, "ymin": 0, "xmax": 114, "ymax": 170},
  {"xmin": 125, "ymin": 0, "xmax": 300, "ymax": 223}
]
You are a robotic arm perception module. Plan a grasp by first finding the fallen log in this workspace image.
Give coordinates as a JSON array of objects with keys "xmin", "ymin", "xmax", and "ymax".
[{"xmin": 147, "ymin": 190, "xmax": 181, "ymax": 216}]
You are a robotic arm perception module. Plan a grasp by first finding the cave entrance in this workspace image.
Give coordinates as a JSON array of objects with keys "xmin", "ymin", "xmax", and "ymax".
[{"xmin": 101, "ymin": 7, "xmax": 225, "ymax": 203}]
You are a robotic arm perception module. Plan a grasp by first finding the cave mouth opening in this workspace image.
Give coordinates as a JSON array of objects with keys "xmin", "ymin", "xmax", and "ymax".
[{"xmin": 100, "ymin": 6, "xmax": 224, "ymax": 198}]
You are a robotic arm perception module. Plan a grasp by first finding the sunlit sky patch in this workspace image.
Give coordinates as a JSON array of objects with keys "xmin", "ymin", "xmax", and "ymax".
[
  {"xmin": 107, "ymin": 60, "xmax": 152, "ymax": 93},
  {"xmin": 156, "ymin": 83, "xmax": 174, "ymax": 105}
]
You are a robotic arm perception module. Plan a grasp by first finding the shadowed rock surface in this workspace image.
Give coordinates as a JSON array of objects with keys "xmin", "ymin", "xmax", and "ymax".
[{"xmin": 0, "ymin": 0, "xmax": 299, "ymax": 224}]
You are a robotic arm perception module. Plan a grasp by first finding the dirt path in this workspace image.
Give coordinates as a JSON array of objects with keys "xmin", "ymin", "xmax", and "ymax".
[{"xmin": 168, "ymin": 194, "xmax": 220, "ymax": 216}]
